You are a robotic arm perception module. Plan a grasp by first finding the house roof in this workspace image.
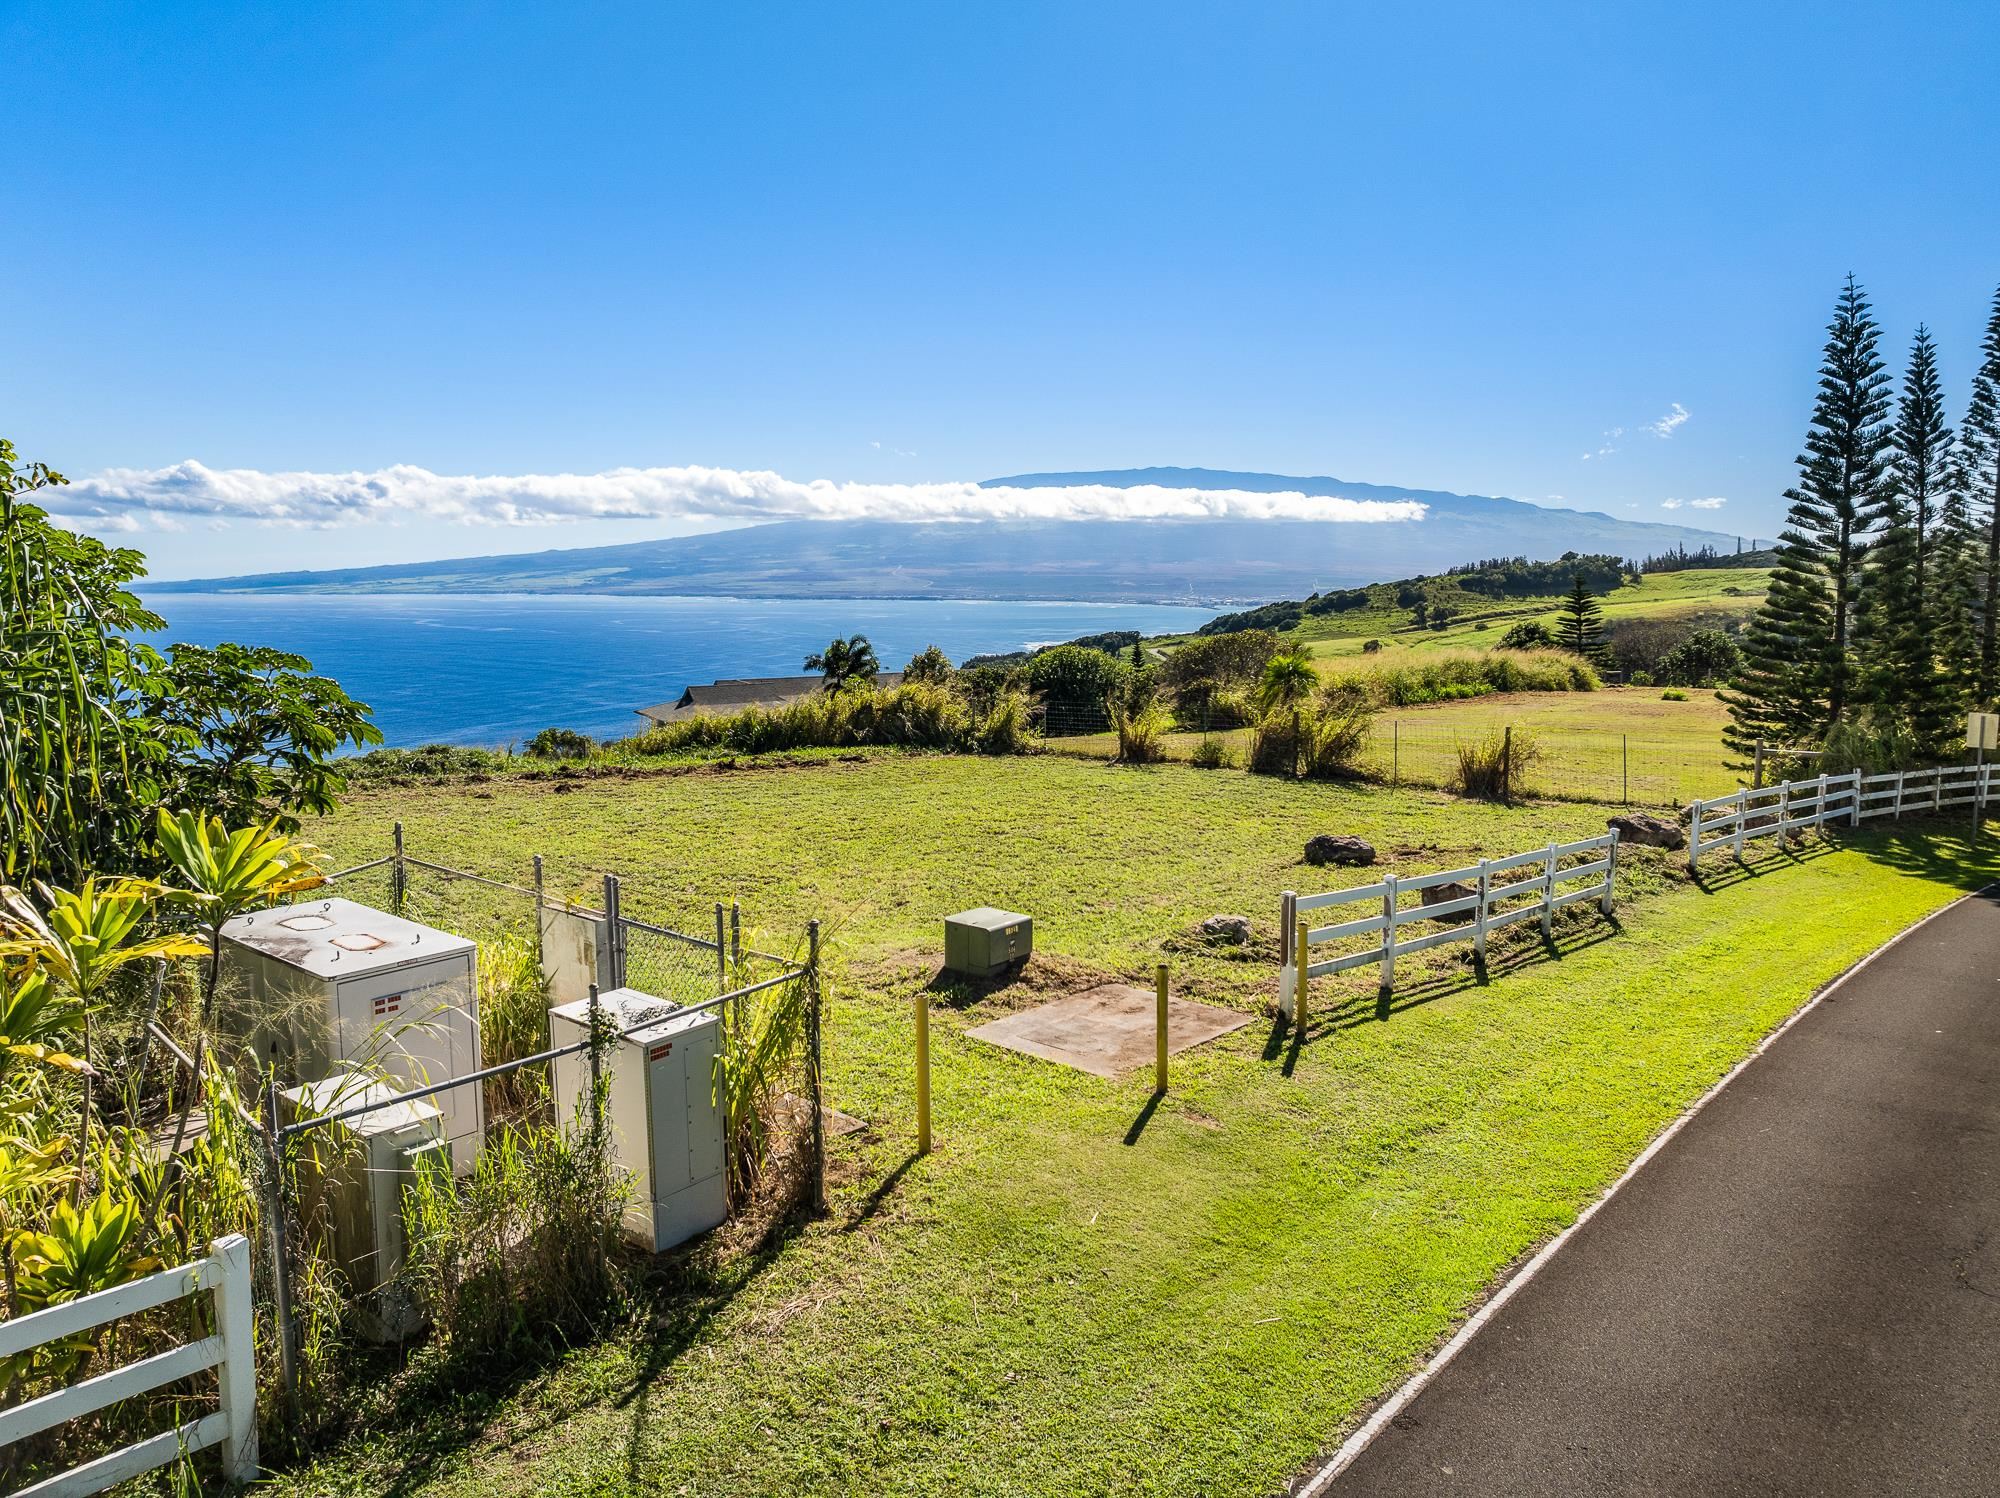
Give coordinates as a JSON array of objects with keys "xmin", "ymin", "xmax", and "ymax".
[{"xmin": 635, "ymin": 672, "xmax": 904, "ymax": 725}]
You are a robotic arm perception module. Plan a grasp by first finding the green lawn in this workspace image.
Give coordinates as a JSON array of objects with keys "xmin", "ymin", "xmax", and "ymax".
[{"xmin": 277, "ymin": 753, "xmax": 1995, "ymax": 1498}]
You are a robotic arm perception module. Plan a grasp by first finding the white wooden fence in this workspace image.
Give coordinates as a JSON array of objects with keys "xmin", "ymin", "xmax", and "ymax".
[
  {"xmin": 1687, "ymin": 763, "xmax": 1996, "ymax": 871},
  {"xmin": 0, "ymin": 1235, "xmax": 257, "ymax": 1497},
  {"xmin": 1278, "ymin": 831, "xmax": 1620, "ymax": 1016}
]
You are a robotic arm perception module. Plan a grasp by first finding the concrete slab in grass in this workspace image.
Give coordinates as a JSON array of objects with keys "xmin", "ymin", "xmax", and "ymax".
[{"xmin": 967, "ymin": 983, "xmax": 1252, "ymax": 1079}]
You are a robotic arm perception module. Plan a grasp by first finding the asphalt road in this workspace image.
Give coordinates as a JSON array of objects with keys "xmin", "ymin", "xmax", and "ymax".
[{"xmin": 1328, "ymin": 886, "xmax": 2000, "ymax": 1497}]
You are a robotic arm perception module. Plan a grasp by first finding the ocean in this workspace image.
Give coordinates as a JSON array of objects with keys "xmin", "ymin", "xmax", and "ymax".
[{"xmin": 138, "ymin": 592, "xmax": 1218, "ymax": 748}]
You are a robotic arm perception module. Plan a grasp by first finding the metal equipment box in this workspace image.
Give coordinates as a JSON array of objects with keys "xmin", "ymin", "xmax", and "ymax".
[
  {"xmin": 944, "ymin": 906, "xmax": 1032, "ymax": 978},
  {"xmin": 280, "ymin": 1070, "xmax": 449, "ymax": 1341},
  {"xmin": 222, "ymin": 898, "xmax": 485, "ymax": 1173},
  {"xmin": 549, "ymin": 988, "xmax": 727, "ymax": 1254}
]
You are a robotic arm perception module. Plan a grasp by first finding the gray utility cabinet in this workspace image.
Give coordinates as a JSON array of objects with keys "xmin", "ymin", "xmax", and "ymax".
[
  {"xmin": 549, "ymin": 988, "xmax": 727, "ymax": 1254},
  {"xmin": 221, "ymin": 898, "xmax": 485, "ymax": 1173},
  {"xmin": 944, "ymin": 907, "xmax": 1033, "ymax": 978}
]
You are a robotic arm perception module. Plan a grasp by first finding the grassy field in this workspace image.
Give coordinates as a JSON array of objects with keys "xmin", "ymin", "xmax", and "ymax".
[
  {"xmin": 274, "ymin": 753, "xmax": 1998, "ymax": 1498},
  {"xmin": 1296, "ymin": 566, "xmax": 1769, "ymax": 660},
  {"xmin": 1048, "ymin": 686, "xmax": 1737, "ymax": 805}
]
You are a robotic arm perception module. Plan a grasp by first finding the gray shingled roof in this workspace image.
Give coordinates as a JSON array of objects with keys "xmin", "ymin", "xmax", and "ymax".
[{"xmin": 636, "ymin": 672, "xmax": 905, "ymax": 724}]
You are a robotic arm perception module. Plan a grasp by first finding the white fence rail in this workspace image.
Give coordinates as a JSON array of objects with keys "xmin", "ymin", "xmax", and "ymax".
[
  {"xmin": 1688, "ymin": 763, "xmax": 1996, "ymax": 871},
  {"xmin": 0, "ymin": 1235, "xmax": 257, "ymax": 1497},
  {"xmin": 1277, "ymin": 831, "xmax": 1620, "ymax": 1016}
]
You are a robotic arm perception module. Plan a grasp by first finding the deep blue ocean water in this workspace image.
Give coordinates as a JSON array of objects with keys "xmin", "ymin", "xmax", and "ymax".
[{"xmin": 138, "ymin": 592, "xmax": 1216, "ymax": 748}]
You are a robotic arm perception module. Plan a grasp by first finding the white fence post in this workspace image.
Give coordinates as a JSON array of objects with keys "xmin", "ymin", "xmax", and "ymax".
[
  {"xmin": 1379, "ymin": 874, "xmax": 1399, "ymax": 996},
  {"xmin": 211, "ymin": 1234, "xmax": 258, "ymax": 1484},
  {"xmin": 1688, "ymin": 801, "xmax": 1702, "ymax": 873},
  {"xmin": 1601, "ymin": 829, "xmax": 1620, "ymax": 916},
  {"xmin": 1847, "ymin": 770, "xmax": 1861, "ymax": 828},
  {"xmin": 1893, "ymin": 769, "xmax": 1905, "ymax": 819},
  {"xmin": 1278, "ymin": 889, "xmax": 1298, "ymax": 1021},
  {"xmin": 1540, "ymin": 844, "xmax": 1556, "ymax": 940},
  {"xmin": 1474, "ymin": 859, "xmax": 1490, "ymax": 966}
]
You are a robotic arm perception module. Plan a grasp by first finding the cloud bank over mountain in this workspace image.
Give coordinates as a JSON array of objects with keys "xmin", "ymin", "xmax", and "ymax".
[{"xmin": 57, "ymin": 460, "xmax": 1429, "ymax": 531}]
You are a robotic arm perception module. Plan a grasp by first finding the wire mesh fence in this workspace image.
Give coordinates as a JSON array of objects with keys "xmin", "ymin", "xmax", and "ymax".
[{"xmin": 1037, "ymin": 713, "xmax": 1740, "ymax": 806}]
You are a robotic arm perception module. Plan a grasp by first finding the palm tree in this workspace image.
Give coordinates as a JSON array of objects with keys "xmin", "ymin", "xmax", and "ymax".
[
  {"xmin": 1257, "ymin": 650, "xmax": 1320, "ymax": 777},
  {"xmin": 804, "ymin": 634, "xmax": 881, "ymax": 693}
]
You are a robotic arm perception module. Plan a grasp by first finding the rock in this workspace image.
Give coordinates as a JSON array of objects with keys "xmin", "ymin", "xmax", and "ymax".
[
  {"xmin": 1419, "ymin": 880, "xmax": 1477, "ymax": 924},
  {"xmin": 1198, "ymin": 914, "xmax": 1253, "ymax": 944},
  {"xmin": 1608, "ymin": 813, "xmax": 1685, "ymax": 851},
  {"xmin": 1304, "ymin": 834, "xmax": 1376, "ymax": 867}
]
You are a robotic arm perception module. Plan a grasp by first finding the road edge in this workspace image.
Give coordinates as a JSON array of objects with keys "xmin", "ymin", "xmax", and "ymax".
[{"xmin": 1291, "ymin": 877, "xmax": 1998, "ymax": 1497}]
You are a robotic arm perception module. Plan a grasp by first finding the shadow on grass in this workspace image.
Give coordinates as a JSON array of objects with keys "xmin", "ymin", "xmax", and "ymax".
[
  {"xmin": 1692, "ymin": 817, "xmax": 2000, "ymax": 895},
  {"xmin": 924, "ymin": 960, "xmax": 1031, "ymax": 1011},
  {"xmin": 1122, "ymin": 1091, "xmax": 1163, "ymax": 1145}
]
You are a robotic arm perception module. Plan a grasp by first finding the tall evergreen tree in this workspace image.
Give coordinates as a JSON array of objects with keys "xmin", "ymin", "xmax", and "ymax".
[
  {"xmin": 1955, "ymin": 284, "xmax": 2000, "ymax": 706},
  {"xmin": 1724, "ymin": 276, "xmax": 1894, "ymax": 753},
  {"xmin": 1557, "ymin": 573, "xmax": 1606, "ymax": 663},
  {"xmin": 1859, "ymin": 327, "xmax": 1958, "ymax": 756}
]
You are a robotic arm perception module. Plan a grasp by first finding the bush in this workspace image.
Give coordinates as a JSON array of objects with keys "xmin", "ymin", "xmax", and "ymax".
[
  {"xmin": 976, "ymin": 689, "xmax": 1034, "ymax": 755},
  {"xmin": 1454, "ymin": 729, "xmax": 1541, "ymax": 800},
  {"xmin": 1496, "ymin": 620, "xmax": 1554, "ymax": 651},
  {"xmin": 1361, "ymin": 638, "xmax": 1383, "ymax": 653},
  {"xmin": 902, "ymin": 644, "xmax": 954, "ymax": 685},
  {"xmin": 1160, "ymin": 630, "xmax": 1283, "ymax": 710},
  {"xmin": 624, "ymin": 681, "xmax": 979, "ymax": 756},
  {"xmin": 1247, "ymin": 714, "xmax": 1302, "ymax": 776},
  {"xmin": 527, "ymin": 727, "xmax": 593, "ymax": 759},
  {"xmin": 1334, "ymin": 649, "xmax": 1595, "ymax": 707},
  {"xmin": 1025, "ymin": 643, "xmax": 1127, "ymax": 709},
  {"xmin": 1629, "ymin": 671, "xmax": 1654, "ymax": 687},
  {"xmin": 1660, "ymin": 687, "xmax": 1688, "ymax": 701},
  {"xmin": 1300, "ymin": 689, "xmax": 1375, "ymax": 780},
  {"xmin": 1111, "ymin": 697, "xmax": 1171, "ymax": 764},
  {"xmin": 1189, "ymin": 737, "xmax": 1236, "ymax": 770},
  {"xmin": 1657, "ymin": 628, "xmax": 1743, "ymax": 687}
]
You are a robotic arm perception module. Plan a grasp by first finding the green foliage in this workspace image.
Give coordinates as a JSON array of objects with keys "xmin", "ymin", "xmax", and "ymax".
[
  {"xmin": 1726, "ymin": 277, "xmax": 1894, "ymax": 752},
  {"xmin": 1299, "ymin": 688, "xmax": 1376, "ymax": 780},
  {"xmin": 1496, "ymin": 620, "xmax": 1553, "ymax": 650},
  {"xmin": 1951, "ymin": 285, "xmax": 2000, "ymax": 705},
  {"xmin": 477, "ymin": 924, "xmax": 552, "ymax": 1119},
  {"xmin": 1660, "ymin": 688, "xmax": 1689, "ymax": 701},
  {"xmin": 1159, "ymin": 630, "xmax": 1282, "ymax": 719},
  {"xmin": 0, "ymin": 437, "xmax": 379, "ymax": 886},
  {"xmin": 527, "ymin": 727, "xmax": 593, "ymax": 759},
  {"xmin": 1024, "ymin": 643, "xmax": 1126, "ymax": 708},
  {"xmin": 1454, "ymin": 729, "xmax": 1540, "ymax": 801},
  {"xmin": 1255, "ymin": 650, "xmax": 1319, "ymax": 713},
  {"xmin": 804, "ymin": 633, "xmax": 881, "ymax": 692},
  {"xmin": 711, "ymin": 970, "xmax": 809, "ymax": 1203},
  {"xmin": 628, "ymin": 681, "xmax": 981, "ymax": 756},
  {"xmin": 1188, "ymin": 737, "xmax": 1236, "ymax": 769},
  {"xmin": 1109, "ymin": 697, "xmax": 1171, "ymax": 764},
  {"xmin": 902, "ymin": 644, "xmax": 954, "ymax": 686},
  {"xmin": 1332, "ymin": 649, "xmax": 1598, "ymax": 706},
  {"xmin": 1657, "ymin": 629, "xmax": 1743, "ymax": 688},
  {"xmin": 975, "ymin": 689, "xmax": 1034, "ymax": 756},
  {"xmin": 1558, "ymin": 575, "xmax": 1607, "ymax": 663},
  {"xmin": 401, "ymin": 1119, "xmax": 624, "ymax": 1364}
]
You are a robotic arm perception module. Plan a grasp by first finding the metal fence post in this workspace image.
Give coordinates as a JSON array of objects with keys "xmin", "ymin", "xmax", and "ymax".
[
  {"xmin": 1393, "ymin": 720, "xmax": 1400, "ymax": 787},
  {"xmin": 1622, "ymin": 734, "xmax": 1629, "ymax": 806},
  {"xmin": 601, "ymin": 874, "xmax": 624, "ymax": 990},
  {"xmin": 805, "ymin": 919, "xmax": 826, "ymax": 1215},
  {"xmin": 211, "ymin": 1234, "xmax": 259, "ymax": 1483},
  {"xmin": 532, "ymin": 853, "xmax": 546, "ymax": 964},
  {"xmin": 391, "ymin": 822, "xmax": 406, "ymax": 916},
  {"xmin": 262, "ymin": 1075, "xmax": 299, "ymax": 1428},
  {"xmin": 1501, "ymin": 726, "xmax": 1513, "ymax": 805},
  {"xmin": 714, "ymin": 902, "xmax": 728, "ymax": 993}
]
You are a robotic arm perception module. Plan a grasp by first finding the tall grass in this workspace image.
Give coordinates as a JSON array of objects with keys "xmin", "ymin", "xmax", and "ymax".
[
  {"xmin": 1453, "ymin": 729, "xmax": 1543, "ymax": 800},
  {"xmin": 712, "ymin": 971, "xmax": 809, "ymax": 1206},
  {"xmin": 478, "ymin": 923, "xmax": 551, "ymax": 1119},
  {"xmin": 623, "ymin": 681, "xmax": 991, "ymax": 757},
  {"xmin": 1110, "ymin": 698, "xmax": 1171, "ymax": 764},
  {"xmin": 1330, "ymin": 649, "xmax": 1598, "ymax": 707}
]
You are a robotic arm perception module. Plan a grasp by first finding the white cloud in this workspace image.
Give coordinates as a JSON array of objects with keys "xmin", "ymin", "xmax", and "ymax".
[
  {"xmin": 1661, "ymin": 498, "xmax": 1684, "ymax": 510},
  {"xmin": 1689, "ymin": 496, "xmax": 1727, "ymax": 510},
  {"xmin": 55, "ymin": 461, "xmax": 1429, "ymax": 531},
  {"xmin": 1648, "ymin": 403, "xmax": 1691, "ymax": 438}
]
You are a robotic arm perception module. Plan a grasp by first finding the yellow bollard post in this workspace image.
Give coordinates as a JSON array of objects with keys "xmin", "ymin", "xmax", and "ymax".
[
  {"xmin": 1295, "ymin": 914, "xmax": 1310, "ymax": 1035},
  {"xmin": 1154, "ymin": 962, "xmax": 1169, "ymax": 1095},
  {"xmin": 915, "ymin": 990, "xmax": 932, "ymax": 1155}
]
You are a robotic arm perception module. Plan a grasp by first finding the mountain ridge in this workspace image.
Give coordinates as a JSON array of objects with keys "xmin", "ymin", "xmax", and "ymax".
[{"xmin": 143, "ymin": 467, "xmax": 1737, "ymax": 603}]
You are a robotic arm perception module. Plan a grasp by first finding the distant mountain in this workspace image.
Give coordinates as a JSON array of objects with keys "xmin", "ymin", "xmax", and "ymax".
[{"xmin": 147, "ymin": 467, "xmax": 1737, "ymax": 604}]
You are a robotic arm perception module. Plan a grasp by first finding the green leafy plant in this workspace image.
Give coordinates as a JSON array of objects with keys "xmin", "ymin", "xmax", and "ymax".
[
  {"xmin": 4, "ymin": 1187, "xmax": 160, "ymax": 1383},
  {"xmin": 804, "ymin": 634, "xmax": 881, "ymax": 693},
  {"xmin": 1188, "ymin": 737, "xmax": 1236, "ymax": 770}
]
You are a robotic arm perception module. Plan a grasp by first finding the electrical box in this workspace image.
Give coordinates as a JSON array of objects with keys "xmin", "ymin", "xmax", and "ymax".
[
  {"xmin": 280, "ymin": 1070, "xmax": 449, "ymax": 1341},
  {"xmin": 222, "ymin": 898, "xmax": 484, "ymax": 1173},
  {"xmin": 1968, "ymin": 712, "xmax": 1999, "ymax": 751},
  {"xmin": 943, "ymin": 906, "xmax": 1032, "ymax": 978},
  {"xmin": 549, "ymin": 988, "xmax": 727, "ymax": 1254}
]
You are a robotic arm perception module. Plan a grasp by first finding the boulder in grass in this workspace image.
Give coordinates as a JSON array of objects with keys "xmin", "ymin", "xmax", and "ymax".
[
  {"xmin": 1198, "ymin": 914, "xmax": 1253, "ymax": 945},
  {"xmin": 1608, "ymin": 813, "xmax": 1685, "ymax": 851},
  {"xmin": 1305, "ymin": 834, "xmax": 1376, "ymax": 867},
  {"xmin": 1419, "ymin": 880, "xmax": 1477, "ymax": 924}
]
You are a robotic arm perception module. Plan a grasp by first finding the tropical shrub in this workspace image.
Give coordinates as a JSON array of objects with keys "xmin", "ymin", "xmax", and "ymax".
[
  {"xmin": 1453, "ymin": 730, "xmax": 1542, "ymax": 801},
  {"xmin": 1188, "ymin": 737, "xmax": 1236, "ymax": 770},
  {"xmin": 1497, "ymin": 620, "xmax": 1554, "ymax": 650},
  {"xmin": 527, "ymin": 727, "xmax": 593, "ymax": 759},
  {"xmin": 1300, "ymin": 688, "xmax": 1376, "ymax": 780}
]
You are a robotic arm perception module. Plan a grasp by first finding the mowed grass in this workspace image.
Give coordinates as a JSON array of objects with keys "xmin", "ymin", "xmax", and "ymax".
[
  {"xmin": 1047, "ymin": 687, "xmax": 1736, "ymax": 806},
  {"xmin": 279, "ymin": 754, "xmax": 1997, "ymax": 1498}
]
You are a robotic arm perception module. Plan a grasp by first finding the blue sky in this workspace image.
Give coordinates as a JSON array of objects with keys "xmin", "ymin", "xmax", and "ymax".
[{"xmin": 5, "ymin": 1, "xmax": 1998, "ymax": 578}]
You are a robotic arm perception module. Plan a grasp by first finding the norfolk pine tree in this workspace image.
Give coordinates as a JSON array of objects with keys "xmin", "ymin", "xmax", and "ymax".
[
  {"xmin": 1724, "ymin": 277, "xmax": 1893, "ymax": 753},
  {"xmin": 1859, "ymin": 327, "xmax": 1958, "ymax": 756},
  {"xmin": 1956, "ymin": 284, "xmax": 2000, "ymax": 706},
  {"xmin": 1557, "ymin": 573, "xmax": 1606, "ymax": 664}
]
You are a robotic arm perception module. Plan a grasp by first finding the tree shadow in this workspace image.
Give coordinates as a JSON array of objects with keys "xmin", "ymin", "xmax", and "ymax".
[
  {"xmin": 1692, "ymin": 816, "xmax": 2000, "ymax": 895},
  {"xmin": 923, "ymin": 960, "xmax": 1030, "ymax": 1011}
]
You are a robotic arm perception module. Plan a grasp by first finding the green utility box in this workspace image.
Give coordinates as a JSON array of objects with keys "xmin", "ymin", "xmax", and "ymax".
[{"xmin": 944, "ymin": 906, "xmax": 1032, "ymax": 978}]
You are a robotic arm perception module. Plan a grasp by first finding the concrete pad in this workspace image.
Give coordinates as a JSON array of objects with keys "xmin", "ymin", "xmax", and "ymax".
[{"xmin": 967, "ymin": 982, "xmax": 1251, "ymax": 1079}]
